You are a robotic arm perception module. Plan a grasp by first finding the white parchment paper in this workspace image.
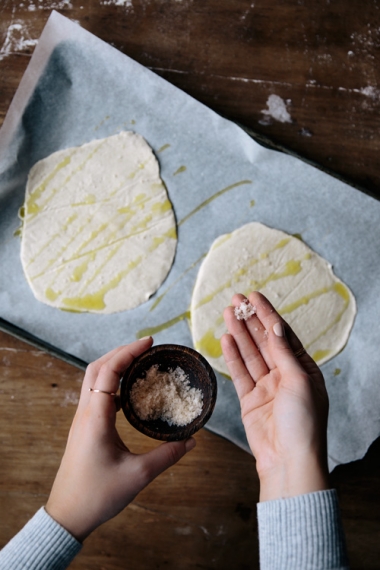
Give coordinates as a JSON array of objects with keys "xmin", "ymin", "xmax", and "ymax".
[{"xmin": 1, "ymin": 12, "xmax": 379, "ymax": 470}]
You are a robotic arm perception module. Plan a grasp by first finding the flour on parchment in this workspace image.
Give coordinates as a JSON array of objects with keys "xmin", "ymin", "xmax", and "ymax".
[
  {"xmin": 190, "ymin": 222, "xmax": 356, "ymax": 372},
  {"xmin": 21, "ymin": 131, "xmax": 177, "ymax": 314}
]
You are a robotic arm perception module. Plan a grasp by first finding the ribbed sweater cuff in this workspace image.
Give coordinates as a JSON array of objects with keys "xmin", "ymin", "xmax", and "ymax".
[
  {"xmin": 257, "ymin": 489, "xmax": 349, "ymax": 570},
  {"xmin": 0, "ymin": 507, "xmax": 82, "ymax": 570}
]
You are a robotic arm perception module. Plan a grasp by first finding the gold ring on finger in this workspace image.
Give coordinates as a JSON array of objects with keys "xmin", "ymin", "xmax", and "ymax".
[{"xmin": 89, "ymin": 388, "xmax": 116, "ymax": 396}]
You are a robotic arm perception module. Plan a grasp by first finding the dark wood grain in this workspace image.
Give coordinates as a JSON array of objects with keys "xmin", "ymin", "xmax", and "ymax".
[
  {"xmin": 2, "ymin": 1, "xmax": 380, "ymax": 198},
  {"xmin": 1, "ymin": 1, "xmax": 380, "ymax": 568}
]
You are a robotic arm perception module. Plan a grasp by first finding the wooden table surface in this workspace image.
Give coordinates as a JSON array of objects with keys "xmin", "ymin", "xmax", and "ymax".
[{"xmin": 1, "ymin": 2, "xmax": 380, "ymax": 569}]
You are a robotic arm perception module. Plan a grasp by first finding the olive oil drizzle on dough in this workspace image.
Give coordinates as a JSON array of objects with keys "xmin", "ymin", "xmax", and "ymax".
[
  {"xmin": 302, "ymin": 284, "xmax": 351, "ymax": 355},
  {"xmin": 43, "ymin": 211, "xmax": 176, "ymax": 312},
  {"xmin": 23, "ymin": 137, "xmax": 177, "ymax": 313},
  {"xmin": 61, "ymin": 254, "xmax": 145, "ymax": 312},
  {"xmin": 192, "ymin": 232, "xmax": 354, "ymax": 366},
  {"xmin": 26, "ymin": 154, "xmax": 73, "ymax": 217},
  {"xmin": 195, "ymin": 279, "xmax": 352, "ymax": 366},
  {"xmin": 73, "ymin": 199, "xmax": 170, "ymax": 293},
  {"xmin": 27, "ymin": 213, "xmax": 79, "ymax": 269},
  {"xmin": 26, "ymin": 142, "xmax": 105, "ymax": 218},
  {"xmin": 29, "ymin": 189, "xmax": 169, "ymax": 281},
  {"xmin": 195, "ymin": 237, "xmax": 292, "ymax": 310},
  {"xmin": 195, "ymin": 329, "xmax": 223, "ymax": 360}
]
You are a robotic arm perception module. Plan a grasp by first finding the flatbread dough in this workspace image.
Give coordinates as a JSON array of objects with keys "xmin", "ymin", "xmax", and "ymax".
[
  {"xmin": 21, "ymin": 131, "xmax": 177, "ymax": 314},
  {"xmin": 191, "ymin": 222, "xmax": 356, "ymax": 371}
]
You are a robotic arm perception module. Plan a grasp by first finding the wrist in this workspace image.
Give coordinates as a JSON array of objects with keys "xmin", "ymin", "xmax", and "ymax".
[
  {"xmin": 45, "ymin": 499, "xmax": 93, "ymax": 543},
  {"xmin": 258, "ymin": 452, "xmax": 330, "ymax": 502}
]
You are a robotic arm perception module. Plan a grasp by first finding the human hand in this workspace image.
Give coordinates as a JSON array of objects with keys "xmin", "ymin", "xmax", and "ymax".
[
  {"xmin": 221, "ymin": 292, "xmax": 330, "ymax": 502},
  {"xmin": 46, "ymin": 337, "xmax": 196, "ymax": 541}
]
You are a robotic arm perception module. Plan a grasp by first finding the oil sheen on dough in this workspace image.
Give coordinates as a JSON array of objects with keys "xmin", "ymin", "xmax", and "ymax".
[
  {"xmin": 21, "ymin": 131, "xmax": 177, "ymax": 314},
  {"xmin": 190, "ymin": 222, "xmax": 356, "ymax": 372}
]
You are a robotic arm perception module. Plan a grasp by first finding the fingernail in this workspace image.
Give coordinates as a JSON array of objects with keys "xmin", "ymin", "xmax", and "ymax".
[
  {"xmin": 185, "ymin": 437, "xmax": 196, "ymax": 452},
  {"xmin": 139, "ymin": 336, "xmax": 152, "ymax": 341},
  {"xmin": 273, "ymin": 322, "xmax": 284, "ymax": 337}
]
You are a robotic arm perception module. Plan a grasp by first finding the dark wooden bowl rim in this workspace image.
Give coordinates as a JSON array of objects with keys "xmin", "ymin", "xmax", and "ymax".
[{"xmin": 120, "ymin": 344, "xmax": 217, "ymax": 441}]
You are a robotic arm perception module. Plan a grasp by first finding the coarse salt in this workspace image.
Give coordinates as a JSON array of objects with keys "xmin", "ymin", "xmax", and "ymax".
[
  {"xmin": 130, "ymin": 365, "xmax": 203, "ymax": 427},
  {"xmin": 234, "ymin": 299, "xmax": 257, "ymax": 321}
]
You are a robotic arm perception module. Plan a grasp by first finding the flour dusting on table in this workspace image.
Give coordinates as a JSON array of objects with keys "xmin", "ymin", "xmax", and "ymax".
[{"xmin": 261, "ymin": 94, "xmax": 292, "ymax": 123}]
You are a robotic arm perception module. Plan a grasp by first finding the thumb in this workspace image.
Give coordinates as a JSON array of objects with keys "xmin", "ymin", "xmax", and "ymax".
[
  {"xmin": 139, "ymin": 438, "xmax": 196, "ymax": 485},
  {"xmin": 270, "ymin": 321, "xmax": 305, "ymax": 376}
]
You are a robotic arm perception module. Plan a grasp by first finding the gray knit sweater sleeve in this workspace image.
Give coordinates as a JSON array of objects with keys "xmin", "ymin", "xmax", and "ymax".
[
  {"xmin": 0, "ymin": 507, "xmax": 82, "ymax": 570},
  {"xmin": 257, "ymin": 489, "xmax": 349, "ymax": 570}
]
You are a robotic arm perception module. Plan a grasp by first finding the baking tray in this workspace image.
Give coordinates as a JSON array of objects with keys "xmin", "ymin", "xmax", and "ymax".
[{"xmin": 1, "ymin": 11, "xmax": 380, "ymax": 468}]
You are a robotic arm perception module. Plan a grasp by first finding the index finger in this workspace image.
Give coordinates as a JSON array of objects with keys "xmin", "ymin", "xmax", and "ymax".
[
  {"xmin": 81, "ymin": 337, "xmax": 153, "ymax": 416},
  {"xmin": 223, "ymin": 299, "xmax": 269, "ymax": 383},
  {"xmin": 79, "ymin": 345, "xmax": 126, "ymax": 407},
  {"xmin": 78, "ymin": 337, "xmax": 153, "ymax": 410},
  {"xmin": 93, "ymin": 337, "xmax": 153, "ymax": 395}
]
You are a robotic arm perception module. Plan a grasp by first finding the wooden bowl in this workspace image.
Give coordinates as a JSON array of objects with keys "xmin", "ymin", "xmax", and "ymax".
[{"xmin": 120, "ymin": 344, "xmax": 217, "ymax": 441}]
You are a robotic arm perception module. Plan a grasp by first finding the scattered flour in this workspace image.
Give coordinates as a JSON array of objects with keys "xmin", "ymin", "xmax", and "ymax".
[
  {"xmin": 101, "ymin": 0, "xmax": 133, "ymax": 6},
  {"xmin": 317, "ymin": 53, "xmax": 333, "ymax": 63},
  {"xmin": 27, "ymin": 0, "xmax": 73, "ymax": 9},
  {"xmin": 60, "ymin": 391, "xmax": 79, "ymax": 407},
  {"xmin": 130, "ymin": 365, "xmax": 203, "ymax": 427},
  {"xmin": 360, "ymin": 86, "xmax": 380, "ymax": 100},
  {"xmin": 16, "ymin": 0, "xmax": 73, "ymax": 10},
  {"xmin": 299, "ymin": 127, "xmax": 313, "ymax": 137},
  {"xmin": 175, "ymin": 527, "xmax": 193, "ymax": 536},
  {"xmin": 261, "ymin": 94, "xmax": 292, "ymax": 124},
  {"xmin": 0, "ymin": 22, "xmax": 38, "ymax": 62}
]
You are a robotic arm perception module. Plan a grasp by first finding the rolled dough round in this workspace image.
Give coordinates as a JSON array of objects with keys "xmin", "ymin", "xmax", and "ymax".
[
  {"xmin": 190, "ymin": 222, "xmax": 356, "ymax": 372},
  {"xmin": 21, "ymin": 131, "xmax": 177, "ymax": 314}
]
